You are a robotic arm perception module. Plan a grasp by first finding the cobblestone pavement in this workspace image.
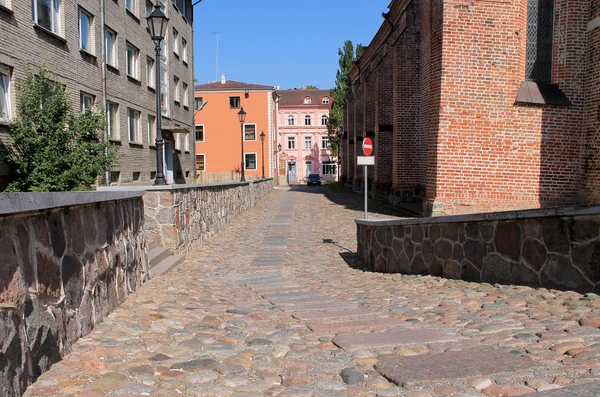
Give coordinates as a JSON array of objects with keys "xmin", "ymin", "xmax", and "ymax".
[{"xmin": 25, "ymin": 186, "xmax": 600, "ymax": 397}]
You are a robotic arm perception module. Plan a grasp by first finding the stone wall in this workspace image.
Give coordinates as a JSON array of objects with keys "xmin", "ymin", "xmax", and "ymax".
[
  {"xmin": 0, "ymin": 192, "xmax": 147, "ymax": 396},
  {"xmin": 133, "ymin": 179, "xmax": 273, "ymax": 253},
  {"xmin": 357, "ymin": 205, "xmax": 600, "ymax": 293}
]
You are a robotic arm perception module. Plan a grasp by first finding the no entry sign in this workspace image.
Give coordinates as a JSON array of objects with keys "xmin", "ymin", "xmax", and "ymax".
[{"xmin": 363, "ymin": 138, "xmax": 373, "ymax": 156}]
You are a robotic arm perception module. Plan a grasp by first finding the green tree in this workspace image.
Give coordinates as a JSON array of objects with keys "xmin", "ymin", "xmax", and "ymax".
[
  {"xmin": 304, "ymin": 85, "xmax": 318, "ymax": 90},
  {"xmin": 328, "ymin": 41, "xmax": 362, "ymax": 157},
  {"xmin": 0, "ymin": 66, "xmax": 116, "ymax": 191}
]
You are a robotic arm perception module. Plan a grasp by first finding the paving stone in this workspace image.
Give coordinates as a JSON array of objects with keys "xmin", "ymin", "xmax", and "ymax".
[
  {"xmin": 375, "ymin": 346, "xmax": 540, "ymax": 386},
  {"xmin": 333, "ymin": 328, "xmax": 464, "ymax": 352},
  {"xmin": 292, "ymin": 309, "xmax": 384, "ymax": 321},
  {"xmin": 520, "ymin": 381, "xmax": 600, "ymax": 395},
  {"xmin": 306, "ymin": 318, "xmax": 406, "ymax": 333}
]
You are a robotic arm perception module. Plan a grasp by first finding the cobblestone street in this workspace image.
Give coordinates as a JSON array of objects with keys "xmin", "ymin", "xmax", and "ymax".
[{"xmin": 24, "ymin": 186, "xmax": 600, "ymax": 397}]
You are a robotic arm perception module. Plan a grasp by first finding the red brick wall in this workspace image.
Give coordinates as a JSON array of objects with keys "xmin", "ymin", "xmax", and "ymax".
[
  {"xmin": 375, "ymin": 53, "xmax": 394, "ymax": 185},
  {"xmin": 354, "ymin": 82, "xmax": 365, "ymax": 181}
]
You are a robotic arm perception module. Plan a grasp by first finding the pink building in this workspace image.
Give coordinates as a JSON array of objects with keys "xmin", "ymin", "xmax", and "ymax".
[{"xmin": 276, "ymin": 89, "xmax": 336, "ymax": 184}]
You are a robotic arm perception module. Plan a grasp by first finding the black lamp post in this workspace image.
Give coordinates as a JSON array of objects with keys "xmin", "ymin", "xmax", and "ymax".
[
  {"xmin": 260, "ymin": 131, "xmax": 265, "ymax": 179},
  {"xmin": 238, "ymin": 107, "xmax": 246, "ymax": 182},
  {"xmin": 146, "ymin": 3, "xmax": 169, "ymax": 185}
]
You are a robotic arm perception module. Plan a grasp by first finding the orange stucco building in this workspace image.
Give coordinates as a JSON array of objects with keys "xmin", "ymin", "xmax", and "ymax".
[{"xmin": 194, "ymin": 77, "xmax": 277, "ymax": 182}]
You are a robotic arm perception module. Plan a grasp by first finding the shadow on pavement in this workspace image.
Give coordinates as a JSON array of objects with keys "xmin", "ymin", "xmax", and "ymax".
[
  {"xmin": 289, "ymin": 184, "xmax": 415, "ymax": 219},
  {"xmin": 322, "ymin": 238, "xmax": 379, "ymax": 273}
]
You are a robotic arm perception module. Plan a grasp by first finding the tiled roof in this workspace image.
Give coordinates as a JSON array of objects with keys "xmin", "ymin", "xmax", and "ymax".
[
  {"xmin": 277, "ymin": 89, "xmax": 332, "ymax": 107},
  {"xmin": 195, "ymin": 80, "xmax": 274, "ymax": 91}
]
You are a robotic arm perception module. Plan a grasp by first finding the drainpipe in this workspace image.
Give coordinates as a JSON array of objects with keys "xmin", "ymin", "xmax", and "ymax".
[{"xmin": 100, "ymin": 0, "xmax": 109, "ymax": 185}]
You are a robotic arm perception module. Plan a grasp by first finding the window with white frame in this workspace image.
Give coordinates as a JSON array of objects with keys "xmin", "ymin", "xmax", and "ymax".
[
  {"xmin": 303, "ymin": 96, "xmax": 312, "ymax": 104},
  {"xmin": 305, "ymin": 161, "xmax": 312, "ymax": 175},
  {"xmin": 322, "ymin": 96, "xmax": 330, "ymax": 104},
  {"xmin": 287, "ymin": 115, "xmax": 294, "ymax": 126},
  {"xmin": 126, "ymin": 42, "xmax": 139, "ymax": 79},
  {"xmin": 127, "ymin": 108, "xmax": 141, "ymax": 142},
  {"xmin": 80, "ymin": 92, "xmax": 95, "ymax": 112},
  {"xmin": 184, "ymin": 133, "xmax": 190, "ymax": 152},
  {"xmin": 34, "ymin": 0, "xmax": 61, "ymax": 35},
  {"xmin": 244, "ymin": 153, "xmax": 257, "ymax": 170},
  {"xmin": 175, "ymin": 133, "xmax": 182, "ymax": 150},
  {"xmin": 172, "ymin": 28, "xmax": 179, "ymax": 56},
  {"xmin": 0, "ymin": 0, "xmax": 8, "ymax": 8},
  {"xmin": 196, "ymin": 154, "xmax": 205, "ymax": 171},
  {"xmin": 182, "ymin": 82, "xmax": 188, "ymax": 107},
  {"xmin": 146, "ymin": 56, "xmax": 155, "ymax": 88},
  {"xmin": 244, "ymin": 124, "xmax": 256, "ymax": 141},
  {"xmin": 303, "ymin": 135, "xmax": 312, "ymax": 150},
  {"xmin": 322, "ymin": 136, "xmax": 330, "ymax": 149},
  {"xmin": 181, "ymin": 38, "xmax": 188, "ymax": 64},
  {"xmin": 322, "ymin": 162, "xmax": 336, "ymax": 175},
  {"xmin": 0, "ymin": 66, "xmax": 11, "ymax": 122},
  {"xmin": 194, "ymin": 97, "xmax": 203, "ymax": 110},
  {"xmin": 107, "ymin": 101, "xmax": 119, "ymax": 139},
  {"xmin": 160, "ymin": 65, "xmax": 169, "ymax": 116},
  {"xmin": 304, "ymin": 115, "xmax": 311, "ymax": 126},
  {"xmin": 321, "ymin": 115, "xmax": 328, "ymax": 125},
  {"xmin": 79, "ymin": 8, "xmax": 93, "ymax": 52},
  {"xmin": 195, "ymin": 124, "xmax": 204, "ymax": 141},
  {"xmin": 126, "ymin": 0, "xmax": 135, "ymax": 14},
  {"xmin": 287, "ymin": 136, "xmax": 295, "ymax": 150},
  {"xmin": 105, "ymin": 27, "xmax": 117, "ymax": 67},
  {"xmin": 147, "ymin": 114, "xmax": 156, "ymax": 145},
  {"xmin": 173, "ymin": 76, "xmax": 180, "ymax": 103},
  {"xmin": 145, "ymin": 0, "xmax": 153, "ymax": 17}
]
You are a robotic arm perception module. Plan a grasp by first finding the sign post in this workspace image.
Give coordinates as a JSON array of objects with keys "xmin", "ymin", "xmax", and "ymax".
[{"xmin": 360, "ymin": 138, "xmax": 374, "ymax": 219}]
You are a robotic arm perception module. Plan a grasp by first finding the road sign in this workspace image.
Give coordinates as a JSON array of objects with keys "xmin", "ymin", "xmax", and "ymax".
[
  {"xmin": 357, "ymin": 156, "xmax": 375, "ymax": 165},
  {"xmin": 363, "ymin": 138, "xmax": 373, "ymax": 156}
]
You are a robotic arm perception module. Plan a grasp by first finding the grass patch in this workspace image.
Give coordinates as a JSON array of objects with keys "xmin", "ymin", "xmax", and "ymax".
[{"xmin": 323, "ymin": 182, "xmax": 353, "ymax": 193}]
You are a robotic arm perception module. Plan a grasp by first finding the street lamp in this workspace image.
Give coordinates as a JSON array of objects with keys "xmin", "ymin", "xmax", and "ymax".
[
  {"xmin": 146, "ymin": 3, "xmax": 169, "ymax": 185},
  {"xmin": 238, "ymin": 107, "xmax": 246, "ymax": 182},
  {"xmin": 260, "ymin": 131, "xmax": 265, "ymax": 179}
]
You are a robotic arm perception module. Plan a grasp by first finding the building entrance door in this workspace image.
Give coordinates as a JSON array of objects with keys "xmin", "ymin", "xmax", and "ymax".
[{"xmin": 288, "ymin": 162, "xmax": 297, "ymax": 182}]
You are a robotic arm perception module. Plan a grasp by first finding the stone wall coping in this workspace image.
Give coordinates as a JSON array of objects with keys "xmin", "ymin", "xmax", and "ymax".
[
  {"xmin": 96, "ymin": 178, "xmax": 273, "ymax": 192},
  {"xmin": 0, "ymin": 191, "xmax": 145, "ymax": 215},
  {"xmin": 355, "ymin": 204, "xmax": 600, "ymax": 227}
]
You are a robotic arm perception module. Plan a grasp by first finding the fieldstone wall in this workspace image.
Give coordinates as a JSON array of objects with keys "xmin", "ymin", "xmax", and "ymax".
[
  {"xmin": 357, "ymin": 205, "xmax": 600, "ymax": 292},
  {"xmin": 143, "ymin": 179, "xmax": 274, "ymax": 253},
  {"xmin": 0, "ymin": 192, "xmax": 147, "ymax": 397}
]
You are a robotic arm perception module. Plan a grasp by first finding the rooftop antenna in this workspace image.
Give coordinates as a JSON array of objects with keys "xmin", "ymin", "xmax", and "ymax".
[{"xmin": 213, "ymin": 32, "xmax": 225, "ymax": 82}]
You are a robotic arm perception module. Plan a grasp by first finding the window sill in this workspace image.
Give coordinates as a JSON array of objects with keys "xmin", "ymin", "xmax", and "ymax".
[
  {"xmin": 129, "ymin": 141, "xmax": 144, "ymax": 147},
  {"xmin": 515, "ymin": 81, "xmax": 571, "ymax": 106},
  {"xmin": 126, "ymin": 9, "xmax": 140, "ymax": 23},
  {"xmin": 147, "ymin": 85, "xmax": 156, "ymax": 93},
  {"xmin": 109, "ymin": 138, "xmax": 122, "ymax": 144},
  {"xmin": 183, "ymin": 61, "xmax": 188, "ymax": 67},
  {"xmin": 174, "ymin": 100, "xmax": 181, "ymax": 106},
  {"xmin": 174, "ymin": 53, "xmax": 180, "ymax": 59},
  {"xmin": 0, "ymin": 119, "xmax": 11, "ymax": 126},
  {"xmin": 107, "ymin": 64, "xmax": 119, "ymax": 73},
  {"xmin": 33, "ymin": 23, "xmax": 67, "ymax": 43},
  {"xmin": 0, "ymin": 4, "xmax": 13, "ymax": 14},
  {"xmin": 127, "ymin": 75, "xmax": 142, "ymax": 85},
  {"xmin": 80, "ymin": 49, "xmax": 96, "ymax": 59},
  {"xmin": 183, "ymin": 105, "xmax": 189, "ymax": 111}
]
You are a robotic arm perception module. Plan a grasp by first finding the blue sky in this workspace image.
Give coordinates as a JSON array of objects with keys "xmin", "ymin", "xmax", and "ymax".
[{"xmin": 192, "ymin": 0, "xmax": 391, "ymax": 90}]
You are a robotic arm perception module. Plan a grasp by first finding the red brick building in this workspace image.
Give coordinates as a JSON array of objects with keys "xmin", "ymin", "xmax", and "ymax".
[{"xmin": 342, "ymin": 0, "xmax": 600, "ymax": 216}]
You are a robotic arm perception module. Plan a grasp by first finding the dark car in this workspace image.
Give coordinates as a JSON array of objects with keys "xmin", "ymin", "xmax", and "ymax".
[{"xmin": 307, "ymin": 174, "xmax": 321, "ymax": 186}]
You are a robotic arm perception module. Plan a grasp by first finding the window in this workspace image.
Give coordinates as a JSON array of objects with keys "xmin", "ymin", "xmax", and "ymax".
[
  {"xmin": 174, "ymin": 76, "xmax": 180, "ymax": 103},
  {"xmin": 194, "ymin": 97, "xmax": 203, "ymax": 110},
  {"xmin": 34, "ymin": 0, "xmax": 61, "ymax": 35},
  {"xmin": 145, "ymin": 0, "xmax": 153, "ymax": 17},
  {"xmin": 175, "ymin": 133, "xmax": 182, "ymax": 151},
  {"xmin": 146, "ymin": 56, "xmax": 155, "ymax": 88},
  {"xmin": 322, "ymin": 136, "xmax": 330, "ymax": 149},
  {"xmin": 303, "ymin": 136, "xmax": 312, "ymax": 150},
  {"xmin": 127, "ymin": 108, "xmax": 141, "ymax": 142},
  {"xmin": 105, "ymin": 27, "xmax": 117, "ymax": 67},
  {"xmin": 287, "ymin": 136, "xmax": 295, "ymax": 150},
  {"xmin": 79, "ymin": 8, "xmax": 93, "ymax": 52},
  {"xmin": 287, "ymin": 115, "xmax": 294, "ymax": 126},
  {"xmin": 244, "ymin": 124, "xmax": 256, "ymax": 141},
  {"xmin": 303, "ymin": 96, "xmax": 312, "ymax": 105},
  {"xmin": 148, "ymin": 114, "xmax": 156, "ymax": 145},
  {"xmin": 110, "ymin": 171, "xmax": 120, "ymax": 183},
  {"xmin": 245, "ymin": 153, "xmax": 257, "ymax": 170},
  {"xmin": 107, "ymin": 101, "xmax": 119, "ymax": 139},
  {"xmin": 526, "ymin": 0, "xmax": 554, "ymax": 82},
  {"xmin": 126, "ymin": 42, "xmax": 139, "ymax": 79},
  {"xmin": 322, "ymin": 162, "xmax": 336, "ymax": 175},
  {"xmin": 182, "ymin": 82, "xmax": 188, "ymax": 107},
  {"xmin": 173, "ymin": 28, "xmax": 179, "ymax": 56},
  {"xmin": 181, "ymin": 38, "xmax": 188, "ymax": 64},
  {"xmin": 322, "ymin": 96, "xmax": 330, "ymax": 104},
  {"xmin": 125, "ymin": 0, "xmax": 135, "ymax": 14},
  {"xmin": 195, "ymin": 124, "xmax": 204, "ymax": 141},
  {"xmin": 160, "ymin": 65, "xmax": 169, "ymax": 116},
  {"xmin": 305, "ymin": 161, "xmax": 312, "ymax": 175},
  {"xmin": 304, "ymin": 115, "xmax": 312, "ymax": 126},
  {"xmin": 321, "ymin": 115, "xmax": 328, "ymax": 125},
  {"xmin": 159, "ymin": 29, "xmax": 168, "ymax": 61},
  {"xmin": 0, "ymin": 66, "xmax": 11, "ymax": 122},
  {"xmin": 80, "ymin": 92, "xmax": 95, "ymax": 112},
  {"xmin": 229, "ymin": 96, "xmax": 240, "ymax": 108},
  {"xmin": 196, "ymin": 154, "xmax": 205, "ymax": 171},
  {"xmin": 184, "ymin": 133, "xmax": 190, "ymax": 152}
]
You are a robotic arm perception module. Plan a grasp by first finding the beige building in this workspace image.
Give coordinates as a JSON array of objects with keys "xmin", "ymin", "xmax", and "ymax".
[{"xmin": 0, "ymin": 0, "xmax": 195, "ymax": 186}]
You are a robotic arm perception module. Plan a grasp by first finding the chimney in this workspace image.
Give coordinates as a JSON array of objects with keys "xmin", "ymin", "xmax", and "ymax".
[{"xmin": 221, "ymin": 74, "xmax": 227, "ymax": 84}]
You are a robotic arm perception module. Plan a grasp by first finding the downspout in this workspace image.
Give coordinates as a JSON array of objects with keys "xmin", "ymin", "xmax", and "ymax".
[{"xmin": 100, "ymin": 0, "xmax": 109, "ymax": 184}]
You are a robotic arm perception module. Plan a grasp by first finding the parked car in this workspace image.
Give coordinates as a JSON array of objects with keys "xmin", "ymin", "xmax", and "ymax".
[{"xmin": 307, "ymin": 174, "xmax": 321, "ymax": 186}]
